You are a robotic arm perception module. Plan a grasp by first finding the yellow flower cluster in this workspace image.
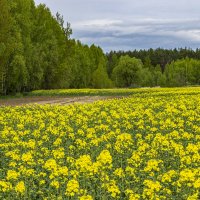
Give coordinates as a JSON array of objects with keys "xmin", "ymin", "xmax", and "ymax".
[
  {"xmin": 0, "ymin": 87, "xmax": 200, "ymax": 199},
  {"xmin": 65, "ymin": 179, "xmax": 79, "ymax": 196},
  {"xmin": 30, "ymin": 87, "xmax": 200, "ymax": 97}
]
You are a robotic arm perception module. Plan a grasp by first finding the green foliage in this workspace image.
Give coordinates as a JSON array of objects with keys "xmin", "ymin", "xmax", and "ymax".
[
  {"xmin": 112, "ymin": 55, "xmax": 143, "ymax": 87},
  {"xmin": 0, "ymin": 0, "xmax": 12, "ymax": 94},
  {"xmin": 92, "ymin": 60, "xmax": 113, "ymax": 89},
  {"xmin": 8, "ymin": 55, "xmax": 28, "ymax": 92},
  {"xmin": 138, "ymin": 68, "xmax": 154, "ymax": 87},
  {"xmin": 107, "ymin": 52, "xmax": 119, "ymax": 77},
  {"xmin": 70, "ymin": 43, "xmax": 93, "ymax": 88},
  {"xmin": 164, "ymin": 58, "xmax": 200, "ymax": 87}
]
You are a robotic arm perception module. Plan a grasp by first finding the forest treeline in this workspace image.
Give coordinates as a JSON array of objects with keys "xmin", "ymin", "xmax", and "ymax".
[
  {"xmin": 107, "ymin": 49, "xmax": 200, "ymax": 87},
  {"xmin": 1, "ymin": 0, "xmax": 200, "ymax": 95}
]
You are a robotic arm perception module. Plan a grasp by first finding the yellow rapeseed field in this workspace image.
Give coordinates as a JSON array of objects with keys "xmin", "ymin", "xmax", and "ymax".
[{"xmin": 0, "ymin": 88, "xmax": 200, "ymax": 199}]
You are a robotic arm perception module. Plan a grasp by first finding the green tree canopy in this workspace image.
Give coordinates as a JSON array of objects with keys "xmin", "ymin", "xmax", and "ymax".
[
  {"xmin": 164, "ymin": 57, "xmax": 200, "ymax": 87},
  {"xmin": 112, "ymin": 55, "xmax": 143, "ymax": 87}
]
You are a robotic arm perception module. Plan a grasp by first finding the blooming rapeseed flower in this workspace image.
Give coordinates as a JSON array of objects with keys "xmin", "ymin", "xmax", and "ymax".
[{"xmin": 15, "ymin": 181, "xmax": 25, "ymax": 194}]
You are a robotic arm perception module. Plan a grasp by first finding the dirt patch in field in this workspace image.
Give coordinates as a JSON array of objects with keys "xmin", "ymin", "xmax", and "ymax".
[{"xmin": 0, "ymin": 96, "xmax": 121, "ymax": 106}]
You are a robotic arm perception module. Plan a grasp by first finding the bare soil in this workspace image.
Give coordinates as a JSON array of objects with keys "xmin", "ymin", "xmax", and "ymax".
[{"xmin": 0, "ymin": 96, "xmax": 120, "ymax": 106}]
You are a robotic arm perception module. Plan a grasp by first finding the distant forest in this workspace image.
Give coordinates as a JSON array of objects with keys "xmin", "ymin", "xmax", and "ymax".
[{"xmin": 1, "ymin": 0, "xmax": 200, "ymax": 95}]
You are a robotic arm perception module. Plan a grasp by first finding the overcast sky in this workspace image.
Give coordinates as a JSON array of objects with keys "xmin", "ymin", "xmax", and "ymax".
[{"xmin": 34, "ymin": 0, "xmax": 200, "ymax": 52}]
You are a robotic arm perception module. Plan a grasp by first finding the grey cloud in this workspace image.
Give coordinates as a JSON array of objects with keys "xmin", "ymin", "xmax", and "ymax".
[
  {"xmin": 34, "ymin": 0, "xmax": 200, "ymax": 51},
  {"xmin": 73, "ymin": 18, "xmax": 200, "ymax": 52}
]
